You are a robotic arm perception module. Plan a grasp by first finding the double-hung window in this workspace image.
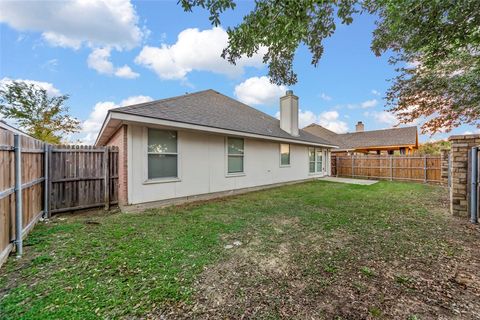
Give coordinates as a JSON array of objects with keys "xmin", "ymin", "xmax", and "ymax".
[
  {"xmin": 280, "ymin": 144, "xmax": 290, "ymax": 166},
  {"xmin": 147, "ymin": 129, "xmax": 178, "ymax": 179},
  {"xmin": 309, "ymin": 147, "xmax": 323, "ymax": 174},
  {"xmin": 227, "ymin": 137, "xmax": 244, "ymax": 174}
]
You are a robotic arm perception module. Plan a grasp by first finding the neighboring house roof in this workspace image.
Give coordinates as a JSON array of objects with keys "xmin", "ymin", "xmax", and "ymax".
[
  {"xmin": 96, "ymin": 90, "xmax": 337, "ymax": 147},
  {"xmin": 0, "ymin": 120, "xmax": 31, "ymax": 137},
  {"xmin": 303, "ymin": 123, "xmax": 418, "ymax": 151}
]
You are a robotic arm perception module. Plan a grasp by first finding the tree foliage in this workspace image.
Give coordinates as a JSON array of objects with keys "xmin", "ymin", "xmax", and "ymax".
[
  {"xmin": 417, "ymin": 140, "xmax": 451, "ymax": 155},
  {"xmin": 179, "ymin": 0, "xmax": 480, "ymax": 134},
  {"xmin": 370, "ymin": 0, "xmax": 480, "ymax": 134},
  {"xmin": 0, "ymin": 81, "xmax": 80, "ymax": 143},
  {"xmin": 180, "ymin": 0, "xmax": 358, "ymax": 86}
]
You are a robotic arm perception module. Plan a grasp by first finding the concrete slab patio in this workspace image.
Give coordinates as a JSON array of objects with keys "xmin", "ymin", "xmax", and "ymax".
[{"xmin": 318, "ymin": 176, "xmax": 379, "ymax": 185}]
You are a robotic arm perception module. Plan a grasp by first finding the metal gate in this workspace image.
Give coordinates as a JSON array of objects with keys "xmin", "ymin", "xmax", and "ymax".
[{"xmin": 470, "ymin": 146, "xmax": 480, "ymax": 223}]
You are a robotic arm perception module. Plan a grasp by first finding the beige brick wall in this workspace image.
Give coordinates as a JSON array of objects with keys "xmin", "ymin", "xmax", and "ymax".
[
  {"xmin": 106, "ymin": 125, "xmax": 128, "ymax": 206},
  {"xmin": 448, "ymin": 134, "xmax": 480, "ymax": 217},
  {"xmin": 440, "ymin": 149, "xmax": 450, "ymax": 185}
]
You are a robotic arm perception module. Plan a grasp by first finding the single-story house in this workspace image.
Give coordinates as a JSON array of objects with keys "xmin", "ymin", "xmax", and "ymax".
[
  {"xmin": 303, "ymin": 122, "xmax": 418, "ymax": 155},
  {"xmin": 96, "ymin": 90, "xmax": 337, "ymax": 209}
]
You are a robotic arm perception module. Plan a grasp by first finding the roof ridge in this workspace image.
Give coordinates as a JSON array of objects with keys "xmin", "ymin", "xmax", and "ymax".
[
  {"xmin": 113, "ymin": 89, "xmax": 217, "ymax": 111},
  {"xmin": 341, "ymin": 125, "xmax": 417, "ymax": 135}
]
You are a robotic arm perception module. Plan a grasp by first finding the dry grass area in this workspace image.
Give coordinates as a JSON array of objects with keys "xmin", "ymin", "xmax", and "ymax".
[{"xmin": 2, "ymin": 181, "xmax": 480, "ymax": 319}]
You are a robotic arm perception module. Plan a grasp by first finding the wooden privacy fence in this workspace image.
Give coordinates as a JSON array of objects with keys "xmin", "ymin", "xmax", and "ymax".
[
  {"xmin": 332, "ymin": 155, "xmax": 442, "ymax": 183},
  {"xmin": 49, "ymin": 145, "xmax": 118, "ymax": 213},
  {"xmin": 0, "ymin": 131, "xmax": 118, "ymax": 266},
  {"xmin": 0, "ymin": 131, "xmax": 47, "ymax": 266}
]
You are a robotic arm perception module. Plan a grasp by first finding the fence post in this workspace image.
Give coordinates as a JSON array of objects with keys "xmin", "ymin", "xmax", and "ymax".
[
  {"xmin": 48, "ymin": 144, "xmax": 53, "ymax": 216},
  {"xmin": 351, "ymin": 155, "xmax": 355, "ymax": 178},
  {"xmin": 104, "ymin": 146, "xmax": 110, "ymax": 210},
  {"xmin": 390, "ymin": 156, "xmax": 393, "ymax": 181},
  {"xmin": 14, "ymin": 134, "xmax": 23, "ymax": 257},
  {"xmin": 43, "ymin": 144, "xmax": 49, "ymax": 218},
  {"xmin": 424, "ymin": 156, "xmax": 428, "ymax": 183}
]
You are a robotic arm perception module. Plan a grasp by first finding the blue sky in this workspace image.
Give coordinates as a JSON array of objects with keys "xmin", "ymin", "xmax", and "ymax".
[{"xmin": 0, "ymin": 1, "xmax": 474, "ymax": 143}]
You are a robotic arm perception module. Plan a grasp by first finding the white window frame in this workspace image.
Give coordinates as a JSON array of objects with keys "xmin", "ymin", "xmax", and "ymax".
[
  {"xmin": 225, "ymin": 137, "xmax": 245, "ymax": 177},
  {"xmin": 309, "ymin": 147, "xmax": 325, "ymax": 175},
  {"xmin": 280, "ymin": 143, "xmax": 291, "ymax": 167},
  {"xmin": 143, "ymin": 127, "xmax": 181, "ymax": 184}
]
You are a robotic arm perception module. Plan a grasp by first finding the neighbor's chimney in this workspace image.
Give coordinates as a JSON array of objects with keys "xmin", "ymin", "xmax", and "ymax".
[
  {"xmin": 280, "ymin": 90, "xmax": 299, "ymax": 136},
  {"xmin": 355, "ymin": 121, "xmax": 365, "ymax": 132}
]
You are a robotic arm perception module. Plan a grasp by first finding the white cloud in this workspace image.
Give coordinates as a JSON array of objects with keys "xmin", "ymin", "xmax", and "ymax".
[
  {"xmin": 0, "ymin": 77, "xmax": 60, "ymax": 96},
  {"xmin": 0, "ymin": 0, "xmax": 145, "ymax": 50},
  {"xmin": 80, "ymin": 95, "xmax": 153, "ymax": 144},
  {"xmin": 360, "ymin": 99, "xmax": 378, "ymax": 108},
  {"xmin": 87, "ymin": 48, "xmax": 139, "ymax": 79},
  {"xmin": 315, "ymin": 111, "xmax": 349, "ymax": 133},
  {"xmin": 234, "ymin": 76, "xmax": 286, "ymax": 106},
  {"xmin": 135, "ymin": 27, "xmax": 266, "ymax": 80},
  {"xmin": 320, "ymin": 93, "xmax": 332, "ymax": 101},
  {"xmin": 276, "ymin": 109, "xmax": 348, "ymax": 133},
  {"xmin": 114, "ymin": 65, "xmax": 139, "ymax": 79},
  {"xmin": 371, "ymin": 90, "xmax": 381, "ymax": 96},
  {"xmin": 343, "ymin": 99, "xmax": 379, "ymax": 110},
  {"xmin": 41, "ymin": 58, "xmax": 59, "ymax": 72},
  {"xmin": 42, "ymin": 32, "xmax": 82, "ymax": 50},
  {"xmin": 120, "ymin": 95, "xmax": 153, "ymax": 106},
  {"xmin": 367, "ymin": 111, "xmax": 398, "ymax": 126},
  {"xmin": 87, "ymin": 48, "xmax": 114, "ymax": 74}
]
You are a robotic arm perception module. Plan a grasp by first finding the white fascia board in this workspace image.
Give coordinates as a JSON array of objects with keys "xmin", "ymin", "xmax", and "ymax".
[
  {"xmin": 111, "ymin": 112, "xmax": 338, "ymax": 148},
  {"xmin": 95, "ymin": 112, "xmax": 112, "ymax": 146}
]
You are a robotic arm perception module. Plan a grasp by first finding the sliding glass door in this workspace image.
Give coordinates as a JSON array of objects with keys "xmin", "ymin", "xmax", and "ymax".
[{"xmin": 309, "ymin": 147, "xmax": 327, "ymax": 176}]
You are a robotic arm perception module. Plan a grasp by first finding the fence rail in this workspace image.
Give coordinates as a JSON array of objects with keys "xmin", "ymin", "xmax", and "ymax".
[
  {"xmin": 332, "ymin": 155, "xmax": 442, "ymax": 183},
  {"xmin": 0, "ymin": 131, "xmax": 118, "ymax": 267}
]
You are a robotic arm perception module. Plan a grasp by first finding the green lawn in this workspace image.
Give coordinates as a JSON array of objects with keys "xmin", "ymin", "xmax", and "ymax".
[{"xmin": 1, "ymin": 181, "xmax": 479, "ymax": 319}]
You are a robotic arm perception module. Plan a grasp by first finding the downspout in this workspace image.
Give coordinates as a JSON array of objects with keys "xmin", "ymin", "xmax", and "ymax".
[
  {"xmin": 471, "ymin": 147, "xmax": 478, "ymax": 224},
  {"xmin": 14, "ymin": 134, "xmax": 23, "ymax": 257}
]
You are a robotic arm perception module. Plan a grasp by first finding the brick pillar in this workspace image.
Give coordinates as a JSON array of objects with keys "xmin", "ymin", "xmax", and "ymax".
[
  {"xmin": 448, "ymin": 134, "xmax": 480, "ymax": 217},
  {"xmin": 440, "ymin": 149, "xmax": 450, "ymax": 185}
]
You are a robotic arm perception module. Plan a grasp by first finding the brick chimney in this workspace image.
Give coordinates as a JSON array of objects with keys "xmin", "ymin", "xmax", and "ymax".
[
  {"xmin": 280, "ymin": 90, "xmax": 299, "ymax": 136},
  {"xmin": 355, "ymin": 121, "xmax": 365, "ymax": 132}
]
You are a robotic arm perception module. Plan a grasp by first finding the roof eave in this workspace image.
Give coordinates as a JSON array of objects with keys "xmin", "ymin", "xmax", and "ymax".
[
  {"xmin": 95, "ymin": 111, "xmax": 112, "ymax": 146},
  {"xmin": 101, "ymin": 111, "xmax": 338, "ymax": 148}
]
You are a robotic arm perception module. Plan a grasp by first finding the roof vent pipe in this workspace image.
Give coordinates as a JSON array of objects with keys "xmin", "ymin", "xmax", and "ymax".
[{"xmin": 280, "ymin": 90, "xmax": 299, "ymax": 136}]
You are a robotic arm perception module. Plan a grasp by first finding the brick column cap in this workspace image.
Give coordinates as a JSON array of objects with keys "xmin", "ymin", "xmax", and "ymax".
[{"xmin": 449, "ymin": 134, "xmax": 480, "ymax": 140}]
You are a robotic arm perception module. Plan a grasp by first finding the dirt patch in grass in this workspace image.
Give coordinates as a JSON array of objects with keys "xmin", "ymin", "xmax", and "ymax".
[{"xmin": 159, "ymin": 184, "xmax": 480, "ymax": 319}]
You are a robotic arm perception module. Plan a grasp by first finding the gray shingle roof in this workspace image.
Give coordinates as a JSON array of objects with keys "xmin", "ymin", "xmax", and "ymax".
[
  {"xmin": 111, "ymin": 89, "xmax": 336, "ymax": 146},
  {"xmin": 304, "ymin": 123, "xmax": 418, "ymax": 150}
]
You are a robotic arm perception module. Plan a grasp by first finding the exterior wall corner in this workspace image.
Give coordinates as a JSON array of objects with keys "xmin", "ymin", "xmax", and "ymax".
[{"xmin": 105, "ymin": 125, "xmax": 128, "ymax": 206}]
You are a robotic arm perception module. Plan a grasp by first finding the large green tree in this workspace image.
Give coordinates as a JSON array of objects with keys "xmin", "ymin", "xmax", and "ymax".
[
  {"xmin": 180, "ymin": 0, "xmax": 480, "ymax": 134},
  {"xmin": 0, "ymin": 81, "xmax": 80, "ymax": 143}
]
